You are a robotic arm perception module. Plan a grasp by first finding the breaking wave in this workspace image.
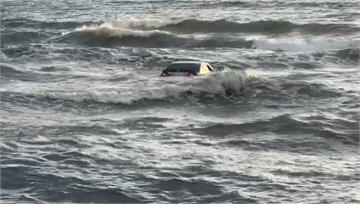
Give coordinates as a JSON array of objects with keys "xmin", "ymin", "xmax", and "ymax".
[
  {"xmin": 1, "ymin": 69, "xmax": 343, "ymax": 108},
  {"xmin": 0, "ymin": 70, "xmax": 249, "ymax": 106},
  {"xmin": 159, "ymin": 19, "xmax": 360, "ymax": 34},
  {"xmin": 60, "ymin": 22, "xmax": 253, "ymax": 48},
  {"xmin": 113, "ymin": 18, "xmax": 360, "ymax": 35},
  {"xmin": 72, "ymin": 22, "xmax": 172, "ymax": 38},
  {"xmin": 56, "ymin": 17, "xmax": 360, "ymax": 48},
  {"xmin": 254, "ymin": 37, "xmax": 360, "ymax": 52}
]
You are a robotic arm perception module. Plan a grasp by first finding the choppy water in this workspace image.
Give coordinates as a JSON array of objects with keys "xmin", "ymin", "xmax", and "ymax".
[{"xmin": 1, "ymin": 0, "xmax": 359, "ymax": 203}]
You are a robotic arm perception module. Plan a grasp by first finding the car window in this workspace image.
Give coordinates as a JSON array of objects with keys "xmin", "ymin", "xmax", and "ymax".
[
  {"xmin": 165, "ymin": 67, "xmax": 178, "ymax": 72},
  {"xmin": 207, "ymin": 64, "xmax": 214, "ymax": 72},
  {"xmin": 166, "ymin": 63, "xmax": 200, "ymax": 72}
]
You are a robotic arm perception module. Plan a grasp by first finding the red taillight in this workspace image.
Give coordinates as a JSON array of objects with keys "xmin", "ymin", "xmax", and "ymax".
[{"xmin": 160, "ymin": 71, "xmax": 171, "ymax": 77}]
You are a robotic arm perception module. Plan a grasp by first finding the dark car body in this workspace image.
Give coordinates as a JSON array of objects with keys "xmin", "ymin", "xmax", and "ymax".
[{"xmin": 160, "ymin": 61, "xmax": 215, "ymax": 77}]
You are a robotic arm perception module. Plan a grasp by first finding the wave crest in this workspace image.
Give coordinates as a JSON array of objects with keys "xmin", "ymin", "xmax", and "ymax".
[
  {"xmin": 72, "ymin": 22, "xmax": 172, "ymax": 38},
  {"xmin": 61, "ymin": 17, "xmax": 359, "ymax": 48},
  {"xmin": 0, "ymin": 70, "xmax": 250, "ymax": 106},
  {"xmin": 103, "ymin": 18, "xmax": 359, "ymax": 35},
  {"xmin": 1, "ymin": 68, "xmax": 343, "ymax": 108},
  {"xmin": 60, "ymin": 22, "xmax": 253, "ymax": 48},
  {"xmin": 144, "ymin": 19, "xmax": 359, "ymax": 35}
]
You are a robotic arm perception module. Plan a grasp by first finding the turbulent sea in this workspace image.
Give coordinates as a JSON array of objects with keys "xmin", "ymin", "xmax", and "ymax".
[{"xmin": 1, "ymin": 0, "xmax": 360, "ymax": 203}]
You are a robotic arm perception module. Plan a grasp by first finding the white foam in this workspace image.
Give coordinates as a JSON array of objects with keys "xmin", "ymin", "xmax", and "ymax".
[
  {"xmin": 53, "ymin": 70, "xmax": 249, "ymax": 103},
  {"xmin": 0, "ymin": 69, "xmax": 252, "ymax": 105},
  {"xmin": 192, "ymin": 69, "xmax": 249, "ymax": 94},
  {"xmin": 70, "ymin": 22, "xmax": 172, "ymax": 38},
  {"xmin": 255, "ymin": 36, "xmax": 360, "ymax": 52}
]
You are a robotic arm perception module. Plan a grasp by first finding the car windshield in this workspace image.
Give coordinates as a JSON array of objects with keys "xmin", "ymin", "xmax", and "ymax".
[{"xmin": 165, "ymin": 63, "xmax": 200, "ymax": 72}]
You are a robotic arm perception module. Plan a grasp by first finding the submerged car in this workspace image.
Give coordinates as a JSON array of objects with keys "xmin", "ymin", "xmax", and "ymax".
[{"xmin": 160, "ymin": 61, "xmax": 215, "ymax": 77}]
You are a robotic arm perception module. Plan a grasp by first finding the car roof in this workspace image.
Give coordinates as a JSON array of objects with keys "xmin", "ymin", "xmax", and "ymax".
[
  {"xmin": 170, "ymin": 61, "xmax": 206, "ymax": 65},
  {"xmin": 165, "ymin": 61, "xmax": 202, "ymax": 72}
]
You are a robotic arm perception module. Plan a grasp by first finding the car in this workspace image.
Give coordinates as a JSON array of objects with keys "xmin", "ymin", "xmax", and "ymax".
[{"xmin": 160, "ymin": 61, "xmax": 215, "ymax": 77}]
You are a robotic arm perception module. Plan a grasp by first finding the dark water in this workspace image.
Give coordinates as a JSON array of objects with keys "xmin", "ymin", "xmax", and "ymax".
[{"xmin": 1, "ymin": 0, "xmax": 359, "ymax": 203}]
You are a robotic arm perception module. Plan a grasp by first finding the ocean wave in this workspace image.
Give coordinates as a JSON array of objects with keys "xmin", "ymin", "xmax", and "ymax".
[
  {"xmin": 153, "ymin": 19, "xmax": 360, "ymax": 35},
  {"xmin": 199, "ymin": 1, "xmax": 253, "ymax": 8},
  {"xmin": 1, "ymin": 165, "xmax": 140, "ymax": 202},
  {"xmin": 0, "ymin": 70, "xmax": 249, "ymax": 107},
  {"xmin": 254, "ymin": 37, "xmax": 360, "ymax": 52},
  {"xmin": 60, "ymin": 22, "xmax": 253, "ymax": 48},
  {"xmin": 108, "ymin": 17, "xmax": 355, "ymax": 35},
  {"xmin": 2, "ymin": 17, "xmax": 95, "ymax": 30},
  {"xmin": 58, "ymin": 24, "xmax": 180, "ymax": 47},
  {"xmin": 66, "ymin": 70, "xmax": 247, "ymax": 104},
  {"xmin": 282, "ymin": 1, "xmax": 359, "ymax": 9},
  {"xmin": 0, "ymin": 69, "xmax": 344, "ymax": 110},
  {"xmin": 310, "ymin": 48, "xmax": 360, "ymax": 65},
  {"xmin": 199, "ymin": 0, "xmax": 359, "ymax": 10},
  {"xmin": 0, "ymin": 64, "xmax": 24, "ymax": 76},
  {"xmin": 334, "ymin": 48, "xmax": 360, "ymax": 62},
  {"xmin": 61, "ymin": 18, "xmax": 360, "ymax": 48},
  {"xmin": 72, "ymin": 22, "xmax": 173, "ymax": 38},
  {"xmin": 196, "ymin": 113, "xmax": 358, "ymax": 146},
  {"xmin": 103, "ymin": 18, "xmax": 360, "ymax": 35},
  {"xmin": 0, "ymin": 64, "xmax": 35, "ymax": 81},
  {"xmin": 2, "ymin": 31, "xmax": 50, "ymax": 45},
  {"xmin": 0, "ymin": 64, "xmax": 59, "ymax": 82},
  {"xmin": 250, "ymin": 76, "xmax": 342, "ymax": 99}
]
